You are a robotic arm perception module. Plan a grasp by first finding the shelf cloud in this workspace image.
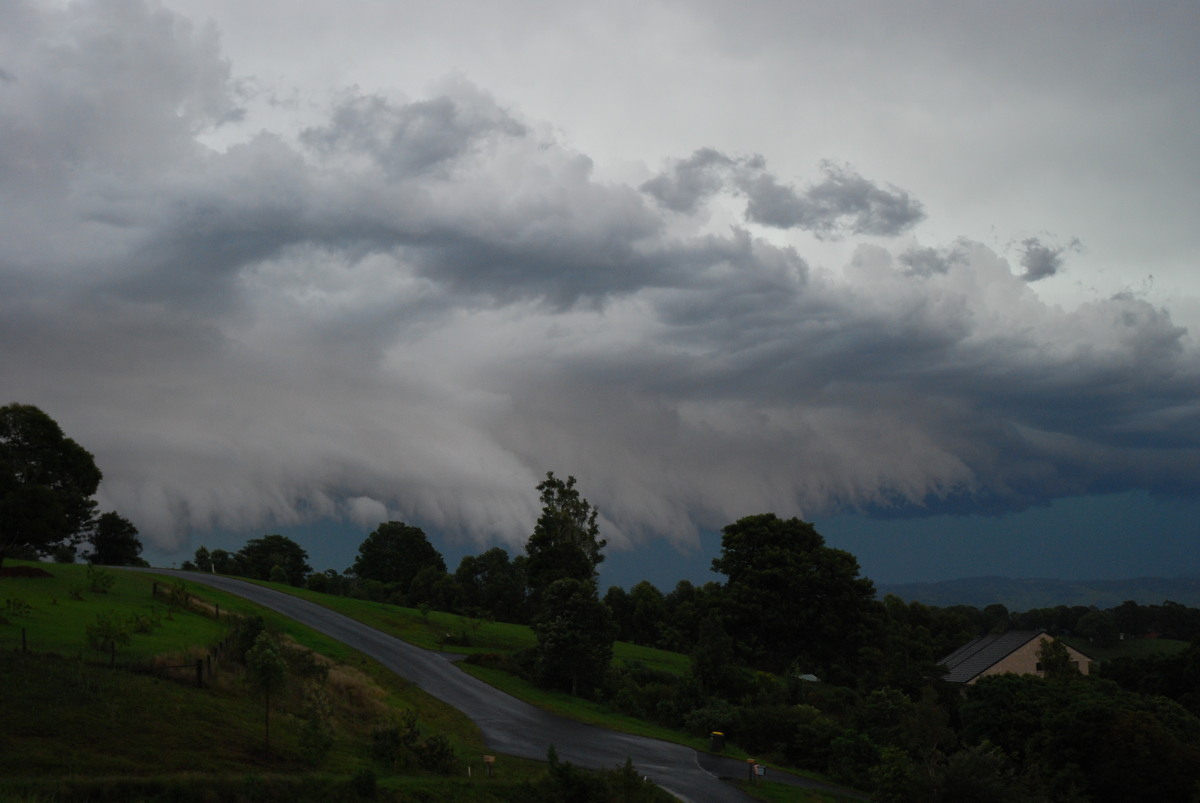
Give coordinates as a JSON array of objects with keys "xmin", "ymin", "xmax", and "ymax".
[{"xmin": 2, "ymin": 0, "xmax": 1198, "ymax": 559}]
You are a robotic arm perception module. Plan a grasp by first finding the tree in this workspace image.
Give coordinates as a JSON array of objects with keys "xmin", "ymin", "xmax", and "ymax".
[
  {"xmin": 524, "ymin": 472, "xmax": 605, "ymax": 605},
  {"xmin": 352, "ymin": 521, "xmax": 446, "ymax": 597},
  {"xmin": 690, "ymin": 613, "xmax": 747, "ymax": 698},
  {"xmin": 1076, "ymin": 610, "xmax": 1119, "ymax": 648},
  {"xmin": 245, "ymin": 630, "xmax": 288, "ymax": 751},
  {"xmin": 628, "ymin": 581, "xmax": 667, "ymax": 646},
  {"xmin": 532, "ymin": 577, "xmax": 617, "ymax": 697},
  {"xmin": 0, "ymin": 403, "xmax": 102, "ymax": 567},
  {"xmin": 711, "ymin": 513, "xmax": 876, "ymax": 675},
  {"xmin": 236, "ymin": 534, "xmax": 311, "ymax": 586},
  {"xmin": 1036, "ymin": 637, "xmax": 1077, "ymax": 680},
  {"xmin": 86, "ymin": 511, "xmax": 146, "ymax": 566},
  {"xmin": 455, "ymin": 547, "xmax": 527, "ymax": 622}
]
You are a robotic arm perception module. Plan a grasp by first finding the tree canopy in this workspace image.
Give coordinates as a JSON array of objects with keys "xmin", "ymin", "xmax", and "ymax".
[
  {"xmin": 455, "ymin": 547, "xmax": 526, "ymax": 621},
  {"xmin": 352, "ymin": 521, "xmax": 446, "ymax": 594},
  {"xmin": 87, "ymin": 511, "xmax": 146, "ymax": 566},
  {"xmin": 0, "ymin": 403, "xmax": 102, "ymax": 566},
  {"xmin": 712, "ymin": 513, "xmax": 876, "ymax": 675},
  {"xmin": 236, "ymin": 534, "xmax": 312, "ymax": 586},
  {"xmin": 532, "ymin": 577, "xmax": 617, "ymax": 697},
  {"xmin": 524, "ymin": 472, "xmax": 605, "ymax": 604}
]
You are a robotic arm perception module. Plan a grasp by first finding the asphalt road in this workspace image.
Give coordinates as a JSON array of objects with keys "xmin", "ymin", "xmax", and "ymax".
[{"xmin": 140, "ymin": 570, "xmax": 858, "ymax": 802}]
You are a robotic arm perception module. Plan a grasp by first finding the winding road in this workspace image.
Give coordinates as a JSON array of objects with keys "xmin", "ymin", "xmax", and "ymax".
[{"xmin": 141, "ymin": 570, "xmax": 858, "ymax": 802}]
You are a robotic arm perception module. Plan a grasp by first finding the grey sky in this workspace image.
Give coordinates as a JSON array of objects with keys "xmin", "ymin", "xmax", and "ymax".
[{"xmin": 3, "ymin": 1, "xmax": 1199, "ymax": 580}]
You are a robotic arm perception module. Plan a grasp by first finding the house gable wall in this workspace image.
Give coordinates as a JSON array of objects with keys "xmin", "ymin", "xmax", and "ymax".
[{"xmin": 970, "ymin": 636, "xmax": 1093, "ymax": 684}]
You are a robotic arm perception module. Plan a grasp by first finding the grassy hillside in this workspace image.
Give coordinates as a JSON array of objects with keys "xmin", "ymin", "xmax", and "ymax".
[
  {"xmin": 0, "ymin": 562, "xmax": 575, "ymax": 802},
  {"xmin": 182, "ymin": 574, "xmax": 861, "ymax": 801}
]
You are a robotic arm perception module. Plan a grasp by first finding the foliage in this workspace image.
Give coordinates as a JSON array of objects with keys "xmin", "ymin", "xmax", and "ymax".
[
  {"xmin": 522, "ymin": 747, "xmax": 670, "ymax": 803},
  {"xmin": 84, "ymin": 611, "xmax": 132, "ymax": 654},
  {"xmin": 532, "ymin": 577, "xmax": 617, "ymax": 697},
  {"xmin": 370, "ymin": 710, "xmax": 421, "ymax": 770},
  {"xmin": 690, "ymin": 613, "xmax": 750, "ymax": 699},
  {"xmin": 712, "ymin": 513, "xmax": 876, "ymax": 675},
  {"xmin": 86, "ymin": 511, "xmax": 146, "ymax": 566},
  {"xmin": 524, "ymin": 472, "xmax": 605, "ymax": 605},
  {"xmin": 1075, "ymin": 609, "xmax": 1119, "ymax": 647},
  {"xmin": 0, "ymin": 403, "xmax": 102, "ymax": 566},
  {"xmin": 352, "ymin": 521, "xmax": 446, "ymax": 597},
  {"xmin": 960, "ymin": 673, "xmax": 1200, "ymax": 802},
  {"xmin": 298, "ymin": 686, "xmax": 335, "ymax": 765},
  {"xmin": 86, "ymin": 563, "xmax": 116, "ymax": 593},
  {"xmin": 455, "ymin": 546, "xmax": 527, "ymax": 623},
  {"xmin": 1035, "ymin": 636, "xmax": 1078, "ymax": 680},
  {"xmin": 246, "ymin": 630, "xmax": 289, "ymax": 749},
  {"xmin": 233, "ymin": 534, "xmax": 312, "ymax": 586}
]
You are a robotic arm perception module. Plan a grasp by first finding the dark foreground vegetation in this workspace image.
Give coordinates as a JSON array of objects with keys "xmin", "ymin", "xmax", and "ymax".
[
  {"xmin": 0, "ymin": 563, "xmax": 671, "ymax": 802},
  {"xmin": 182, "ymin": 503, "xmax": 1200, "ymax": 802},
  {"xmin": 7, "ymin": 402, "xmax": 1200, "ymax": 800}
]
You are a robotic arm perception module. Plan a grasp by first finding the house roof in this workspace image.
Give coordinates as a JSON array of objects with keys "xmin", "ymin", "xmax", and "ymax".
[{"xmin": 938, "ymin": 630, "xmax": 1049, "ymax": 684}]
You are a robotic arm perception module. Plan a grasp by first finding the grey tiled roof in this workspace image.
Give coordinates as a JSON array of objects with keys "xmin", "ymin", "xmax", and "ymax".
[{"xmin": 938, "ymin": 630, "xmax": 1047, "ymax": 684}]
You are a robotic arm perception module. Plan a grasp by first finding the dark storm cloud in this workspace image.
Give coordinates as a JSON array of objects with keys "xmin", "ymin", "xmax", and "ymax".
[
  {"xmin": 300, "ymin": 91, "xmax": 529, "ymax": 179},
  {"xmin": 638, "ymin": 148, "xmax": 736, "ymax": 213},
  {"xmin": 1018, "ymin": 236, "xmax": 1081, "ymax": 282},
  {"xmin": 641, "ymin": 151, "xmax": 924, "ymax": 238},
  {"xmin": 3, "ymin": 0, "xmax": 1199, "ymax": 554},
  {"xmin": 899, "ymin": 245, "xmax": 964, "ymax": 277}
]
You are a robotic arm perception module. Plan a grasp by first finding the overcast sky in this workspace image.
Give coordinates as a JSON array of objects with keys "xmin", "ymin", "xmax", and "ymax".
[{"xmin": 3, "ymin": 0, "xmax": 1199, "ymax": 586}]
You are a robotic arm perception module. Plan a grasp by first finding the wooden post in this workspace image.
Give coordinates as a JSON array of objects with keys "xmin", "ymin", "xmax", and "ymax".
[
  {"xmin": 196, "ymin": 659, "xmax": 204, "ymax": 688},
  {"xmin": 152, "ymin": 582, "xmax": 158, "ymax": 597},
  {"xmin": 215, "ymin": 603, "xmax": 220, "ymax": 620}
]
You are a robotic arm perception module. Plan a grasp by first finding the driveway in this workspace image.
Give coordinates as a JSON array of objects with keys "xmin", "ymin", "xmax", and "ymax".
[{"xmin": 142, "ymin": 570, "xmax": 860, "ymax": 802}]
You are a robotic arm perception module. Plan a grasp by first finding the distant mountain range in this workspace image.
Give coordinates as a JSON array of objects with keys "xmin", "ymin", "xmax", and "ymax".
[{"xmin": 875, "ymin": 576, "xmax": 1200, "ymax": 610}]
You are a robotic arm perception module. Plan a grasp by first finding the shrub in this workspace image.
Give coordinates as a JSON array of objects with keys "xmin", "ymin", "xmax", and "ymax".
[
  {"xmin": 128, "ymin": 610, "xmax": 162, "ymax": 634},
  {"xmin": 416, "ymin": 734, "xmax": 457, "ymax": 774},
  {"xmin": 370, "ymin": 710, "xmax": 420, "ymax": 770},
  {"xmin": 85, "ymin": 612, "xmax": 131, "ymax": 655},
  {"xmin": 299, "ymin": 688, "xmax": 335, "ymax": 766},
  {"xmin": 86, "ymin": 564, "xmax": 115, "ymax": 593}
]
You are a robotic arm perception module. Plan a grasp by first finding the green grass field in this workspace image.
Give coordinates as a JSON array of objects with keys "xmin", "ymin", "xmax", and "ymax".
[
  {"xmin": 0, "ymin": 561, "xmax": 224, "ymax": 661},
  {"xmin": 1059, "ymin": 634, "xmax": 1189, "ymax": 664},
  {"xmin": 0, "ymin": 561, "xmax": 561, "ymax": 802}
]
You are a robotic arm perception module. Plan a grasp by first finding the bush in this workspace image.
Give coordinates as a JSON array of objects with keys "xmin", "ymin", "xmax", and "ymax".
[
  {"xmin": 299, "ymin": 688, "xmax": 335, "ymax": 766},
  {"xmin": 128, "ymin": 610, "xmax": 161, "ymax": 634},
  {"xmin": 228, "ymin": 615, "xmax": 268, "ymax": 662},
  {"xmin": 416, "ymin": 734, "xmax": 457, "ymax": 774},
  {"xmin": 52, "ymin": 544, "xmax": 77, "ymax": 563},
  {"xmin": 370, "ymin": 711, "xmax": 420, "ymax": 770},
  {"xmin": 85, "ymin": 612, "xmax": 131, "ymax": 655}
]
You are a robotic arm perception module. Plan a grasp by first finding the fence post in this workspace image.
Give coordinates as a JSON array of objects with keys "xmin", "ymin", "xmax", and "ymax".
[
  {"xmin": 196, "ymin": 659, "xmax": 203, "ymax": 688},
  {"xmin": 215, "ymin": 603, "xmax": 220, "ymax": 620},
  {"xmin": 152, "ymin": 582, "xmax": 158, "ymax": 597}
]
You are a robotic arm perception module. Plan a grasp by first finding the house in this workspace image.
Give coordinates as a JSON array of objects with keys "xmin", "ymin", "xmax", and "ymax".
[{"xmin": 939, "ymin": 630, "xmax": 1093, "ymax": 684}]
